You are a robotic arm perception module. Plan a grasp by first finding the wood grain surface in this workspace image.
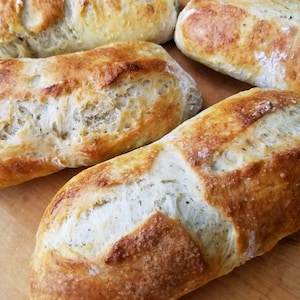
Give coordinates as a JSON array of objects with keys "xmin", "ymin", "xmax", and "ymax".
[{"xmin": 0, "ymin": 40, "xmax": 299, "ymax": 300}]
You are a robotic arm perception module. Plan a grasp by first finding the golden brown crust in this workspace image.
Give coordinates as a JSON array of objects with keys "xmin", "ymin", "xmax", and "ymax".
[
  {"xmin": 30, "ymin": 88, "xmax": 300, "ymax": 299},
  {"xmin": 31, "ymin": 212, "xmax": 210, "ymax": 300},
  {"xmin": 0, "ymin": 46, "xmax": 168, "ymax": 99},
  {"xmin": 175, "ymin": 0, "xmax": 300, "ymax": 92},
  {"xmin": 0, "ymin": 0, "xmax": 63, "ymax": 42},
  {"xmin": 0, "ymin": 0, "xmax": 23, "ymax": 43},
  {"xmin": 205, "ymin": 149, "xmax": 300, "ymax": 258},
  {"xmin": 24, "ymin": 0, "xmax": 64, "ymax": 32},
  {"xmin": 177, "ymin": 89, "xmax": 299, "ymax": 166},
  {"xmin": 0, "ymin": 157, "xmax": 61, "ymax": 188}
]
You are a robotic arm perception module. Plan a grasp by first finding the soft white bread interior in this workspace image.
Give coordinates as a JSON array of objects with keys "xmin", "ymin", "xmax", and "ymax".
[
  {"xmin": 0, "ymin": 0, "xmax": 178, "ymax": 58},
  {"xmin": 30, "ymin": 88, "xmax": 300, "ymax": 299},
  {"xmin": 175, "ymin": 0, "xmax": 300, "ymax": 93},
  {"xmin": 0, "ymin": 40, "xmax": 202, "ymax": 189}
]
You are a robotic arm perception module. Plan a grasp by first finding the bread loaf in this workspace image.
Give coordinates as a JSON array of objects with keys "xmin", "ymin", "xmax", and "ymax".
[
  {"xmin": 0, "ymin": 40, "xmax": 202, "ymax": 189},
  {"xmin": 175, "ymin": 0, "xmax": 300, "ymax": 92},
  {"xmin": 0, "ymin": 0, "xmax": 178, "ymax": 58},
  {"xmin": 30, "ymin": 88, "xmax": 300, "ymax": 299}
]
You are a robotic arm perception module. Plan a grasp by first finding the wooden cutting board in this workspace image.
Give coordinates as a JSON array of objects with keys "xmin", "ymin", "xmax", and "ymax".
[{"xmin": 0, "ymin": 41, "xmax": 299, "ymax": 300}]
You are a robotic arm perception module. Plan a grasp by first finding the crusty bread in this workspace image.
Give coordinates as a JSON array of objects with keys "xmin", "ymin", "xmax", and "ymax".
[
  {"xmin": 30, "ymin": 88, "xmax": 300, "ymax": 299},
  {"xmin": 0, "ymin": 0, "xmax": 178, "ymax": 58},
  {"xmin": 175, "ymin": 0, "xmax": 300, "ymax": 92},
  {"xmin": 0, "ymin": 40, "xmax": 202, "ymax": 189}
]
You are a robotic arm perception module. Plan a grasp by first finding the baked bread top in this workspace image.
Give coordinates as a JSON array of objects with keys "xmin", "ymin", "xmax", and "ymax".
[
  {"xmin": 30, "ymin": 88, "xmax": 300, "ymax": 299},
  {"xmin": 0, "ymin": 0, "xmax": 178, "ymax": 58},
  {"xmin": 0, "ymin": 41, "xmax": 202, "ymax": 188},
  {"xmin": 175, "ymin": 0, "xmax": 300, "ymax": 92}
]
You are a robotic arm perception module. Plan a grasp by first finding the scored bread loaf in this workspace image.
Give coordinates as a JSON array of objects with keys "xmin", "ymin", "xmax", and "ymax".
[
  {"xmin": 0, "ymin": 40, "xmax": 202, "ymax": 189},
  {"xmin": 0, "ymin": 0, "xmax": 178, "ymax": 58},
  {"xmin": 174, "ymin": 0, "xmax": 300, "ymax": 93},
  {"xmin": 30, "ymin": 88, "xmax": 300, "ymax": 299}
]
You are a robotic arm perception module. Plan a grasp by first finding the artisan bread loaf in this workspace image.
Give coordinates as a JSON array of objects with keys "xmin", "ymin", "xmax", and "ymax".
[
  {"xmin": 175, "ymin": 0, "xmax": 300, "ymax": 92},
  {"xmin": 30, "ymin": 88, "xmax": 300, "ymax": 299},
  {"xmin": 0, "ymin": 40, "xmax": 202, "ymax": 189},
  {"xmin": 0, "ymin": 0, "xmax": 178, "ymax": 58}
]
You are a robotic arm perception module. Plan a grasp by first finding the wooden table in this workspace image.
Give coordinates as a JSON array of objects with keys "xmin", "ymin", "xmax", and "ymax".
[{"xmin": 0, "ymin": 40, "xmax": 299, "ymax": 300}]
